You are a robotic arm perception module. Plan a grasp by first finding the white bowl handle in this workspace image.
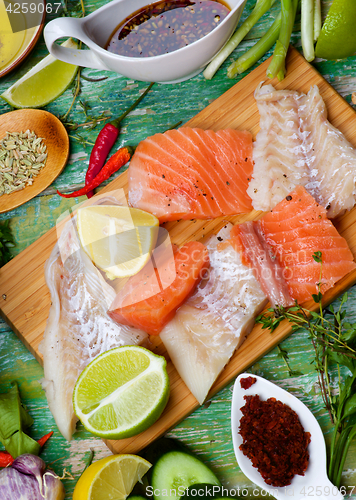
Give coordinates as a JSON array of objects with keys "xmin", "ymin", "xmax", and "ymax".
[{"xmin": 44, "ymin": 17, "xmax": 109, "ymax": 71}]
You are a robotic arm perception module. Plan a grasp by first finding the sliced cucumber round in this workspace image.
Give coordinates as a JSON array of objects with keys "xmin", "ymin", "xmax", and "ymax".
[{"xmin": 151, "ymin": 451, "xmax": 220, "ymax": 500}]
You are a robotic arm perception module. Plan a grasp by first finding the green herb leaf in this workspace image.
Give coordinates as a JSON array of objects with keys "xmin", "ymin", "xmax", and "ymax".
[
  {"xmin": 342, "ymin": 394, "xmax": 356, "ymax": 421},
  {"xmin": 341, "ymin": 325, "xmax": 356, "ymax": 345},
  {"xmin": 313, "ymin": 251, "xmax": 322, "ymax": 263},
  {"xmin": 326, "ymin": 349, "xmax": 356, "ymax": 373},
  {"xmin": 312, "ymin": 292, "xmax": 322, "ymax": 303},
  {"xmin": 0, "ymin": 220, "xmax": 15, "ymax": 267},
  {"xmin": 0, "ymin": 382, "xmax": 40, "ymax": 458}
]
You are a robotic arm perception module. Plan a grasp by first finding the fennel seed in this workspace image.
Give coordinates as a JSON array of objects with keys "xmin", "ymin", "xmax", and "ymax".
[{"xmin": 0, "ymin": 131, "xmax": 48, "ymax": 196}]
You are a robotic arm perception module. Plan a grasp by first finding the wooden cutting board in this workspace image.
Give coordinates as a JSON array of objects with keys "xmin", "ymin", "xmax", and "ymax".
[{"xmin": 2, "ymin": 47, "xmax": 356, "ymax": 454}]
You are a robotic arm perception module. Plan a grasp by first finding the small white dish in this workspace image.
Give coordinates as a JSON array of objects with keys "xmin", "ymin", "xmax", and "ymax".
[
  {"xmin": 44, "ymin": 0, "xmax": 247, "ymax": 83},
  {"xmin": 231, "ymin": 373, "xmax": 344, "ymax": 500}
]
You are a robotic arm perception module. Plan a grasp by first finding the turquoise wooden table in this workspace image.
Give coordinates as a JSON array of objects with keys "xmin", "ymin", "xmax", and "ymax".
[{"xmin": 1, "ymin": 0, "xmax": 356, "ymax": 497}]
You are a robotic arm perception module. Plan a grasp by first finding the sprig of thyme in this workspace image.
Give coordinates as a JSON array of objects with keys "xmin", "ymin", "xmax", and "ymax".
[{"xmin": 277, "ymin": 345, "xmax": 303, "ymax": 377}]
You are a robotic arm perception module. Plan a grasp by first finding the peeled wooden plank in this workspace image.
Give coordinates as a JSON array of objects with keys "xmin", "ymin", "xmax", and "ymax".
[{"xmin": 1, "ymin": 47, "xmax": 356, "ymax": 453}]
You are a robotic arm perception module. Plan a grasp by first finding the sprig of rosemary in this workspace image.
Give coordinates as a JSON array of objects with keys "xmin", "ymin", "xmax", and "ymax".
[{"xmin": 256, "ymin": 251, "xmax": 356, "ymax": 487}]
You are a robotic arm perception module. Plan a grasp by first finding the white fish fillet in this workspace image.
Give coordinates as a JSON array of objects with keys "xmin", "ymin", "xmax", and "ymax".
[
  {"xmin": 302, "ymin": 86, "xmax": 356, "ymax": 218},
  {"xmin": 247, "ymin": 84, "xmax": 309, "ymax": 211},
  {"xmin": 159, "ymin": 224, "xmax": 267, "ymax": 404},
  {"xmin": 248, "ymin": 83, "xmax": 356, "ymax": 218},
  {"xmin": 41, "ymin": 215, "xmax": 147, "ymax": 441}
]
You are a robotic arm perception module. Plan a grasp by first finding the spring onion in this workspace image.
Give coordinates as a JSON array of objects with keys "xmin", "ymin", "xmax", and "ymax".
[
  {"xmin": 313, "ymin": 0, "xmax": 321, "ymax": 41},
  {"xmin": 267, "ymin": 0, "xmax": 298, "ymax": 80},
  {"xmin": 227, "ymin": 12, "xmax": 281, "ymax": 77},
  {"xmin": 301, "ymin": 0, "xmax": 315, "ymax": 61},
  {"xmin": 203, "ymin": 0, "xmax": 277, "ymax": 80}
]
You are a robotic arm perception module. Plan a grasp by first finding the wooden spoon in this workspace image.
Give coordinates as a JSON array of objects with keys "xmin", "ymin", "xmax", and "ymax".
[
  {"xmin": 0, "ymin": 108, "xmax": 69, "ymax": 213},
  {"xmin": 231, "ymin": 373, "xmax": 344, "ymax": 500}
]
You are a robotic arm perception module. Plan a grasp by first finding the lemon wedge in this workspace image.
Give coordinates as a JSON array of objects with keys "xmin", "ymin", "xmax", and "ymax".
[
  {"xmin": 72, "ymin": 453, "xmax": 152, "ymax": 500},
  {"xmin": 1, "ymin": 39, "xmax": 78, "ymax": 108},
  {"xmin": 76, "ymin": 205, "xmax": 159, "ymax": 279}
]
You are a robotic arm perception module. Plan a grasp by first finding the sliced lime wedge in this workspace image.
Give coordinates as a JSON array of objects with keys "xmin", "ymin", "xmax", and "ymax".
[
  {"xmin": 73, "ymin": 346, "xmax": 170, "ymax": 439},
  {"xmin": 1, "ymin": 39, "xmax": 79, "ymax": 108}
]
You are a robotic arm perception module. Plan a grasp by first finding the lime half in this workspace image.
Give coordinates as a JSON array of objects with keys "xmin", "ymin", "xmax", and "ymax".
[
  {"xmin": 315, "ymin": 0, "xmax": 356, "ymax": 60},
  {"xmin": 73, "ymin": 454, "xmax": 152, "ymax": 500},
  {"xmin": 76, "ymin": 205, "xmax": 159, "ymax": 280},
  {"xmin": 1, "ymin": 39, "xmax": 79, "ymax": 108},
  {"xmin": 73, "ymin": 346, "xmax": 170, "ymax": 439}
]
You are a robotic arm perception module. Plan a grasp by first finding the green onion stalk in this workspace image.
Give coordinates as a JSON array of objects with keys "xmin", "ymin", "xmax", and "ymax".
[
  {"xmin": 203, "ymin": 0, "xmax": 277, "ymax": 80},
  {"xmin": 301, "ymin": 0, "xmax": 321, "ymax": 61},
  {"xmin": 313, "ymin": 0, "xmax": 321, "ymax": 41},
  {"xmin": 301, "ymin": 0, "xmax": 315, "ymax": 61},
  {"xmin": 266, "ymin": 0, "xmax": 299, "ymax": 80},
  {"xmin": 227, "ymin": 11, "xmax": 281, "ymax": 78}
]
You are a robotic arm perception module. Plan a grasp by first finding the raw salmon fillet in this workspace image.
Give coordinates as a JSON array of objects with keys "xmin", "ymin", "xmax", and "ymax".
[
  {"xmin": 108, "ymin": 241, "xmax": 210, "ymax": 335},
  {"xmin": 260, "ymin": 186, "xmax": 356, "ymax": 302},
  {"xmin": 128, "ymin": 127, "xmax": 253, "ymax": 222},
  {"xmin": 233, "ymin": 186, "xmax": 356, "ymax": 304}
]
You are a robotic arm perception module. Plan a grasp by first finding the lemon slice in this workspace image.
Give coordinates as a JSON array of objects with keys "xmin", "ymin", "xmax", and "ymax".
[
  {"xmin": 72, "ymin": 454, "xmax": 152, "ymax": 500},
  {"xmin": 1, "ymin": 39, "xmax": 78, "ymax": 108},
  {"xmin": 76, "ymin": 205, "xmax": 159, "ymax": 279},
  {"xmin": 315, "ymin": 0, "xmax": 356, "ymax": 60},
  {"xmin": 73, "ymin": 346, "xmax": 170, "ymax": 439}
]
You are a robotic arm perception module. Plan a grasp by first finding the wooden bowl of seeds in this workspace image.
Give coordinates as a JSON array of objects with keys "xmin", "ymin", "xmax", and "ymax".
[{"xmin": 0, "ymin": 109, "xmax": 69, "ymax": 213}]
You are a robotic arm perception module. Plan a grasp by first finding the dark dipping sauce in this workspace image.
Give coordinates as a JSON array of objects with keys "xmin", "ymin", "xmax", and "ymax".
[
  {"xmin": 239, "ymin": 395, "xmax": 311, "ymax": 487},
  {"xmin": 105, "ymin": 0, "xmax": 230, "ymax": 58}
]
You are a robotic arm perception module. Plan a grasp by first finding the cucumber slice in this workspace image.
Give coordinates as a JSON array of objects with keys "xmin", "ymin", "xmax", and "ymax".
[{"xmin": 151, "ymin": 451, "xmax": 220, "ymax": 500}]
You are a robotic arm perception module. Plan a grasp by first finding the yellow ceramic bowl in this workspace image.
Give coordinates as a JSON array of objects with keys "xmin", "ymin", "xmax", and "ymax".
[{"xmin": 0, "ymin": 0, "xmax": 45, "ymax": 78}]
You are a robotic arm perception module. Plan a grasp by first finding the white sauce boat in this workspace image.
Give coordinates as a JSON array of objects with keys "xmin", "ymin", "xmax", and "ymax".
[{"xmin": 44, "ymin": 0, "xmax": 246, "ymax": 83}]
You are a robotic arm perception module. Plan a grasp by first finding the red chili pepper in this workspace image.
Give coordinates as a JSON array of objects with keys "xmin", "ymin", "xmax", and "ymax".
[
  {"xmin": 85, "ymin": 82, "xmax": 154, "ymax": 198},
  {"xmin": 37, "ymin": 431, "xmax": 53, "ymax": 448},
  {"xmin": 58, "ymin": 146, "xmax": 133, "ymax": 198},
  {"xmin": 0, "ymin": 451, "xmax": 14, "ymax": 467}
]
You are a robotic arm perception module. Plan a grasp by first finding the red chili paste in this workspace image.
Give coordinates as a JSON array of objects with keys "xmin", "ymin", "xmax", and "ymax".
[
  {"xmin": 239, "ymin": 395, "xmax": 311, "ymax": 487},
  {"xmin": 240, "ymin": 376, "xmax": 257, "ymax": 390}
]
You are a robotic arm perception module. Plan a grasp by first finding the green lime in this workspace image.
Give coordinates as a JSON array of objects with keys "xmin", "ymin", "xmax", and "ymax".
[
  {"xmin": 315, "ymin": 0, "xmax": 356, "ymax": 60},
  {"xmin": 73, "ymin": 346, "xmax": 170, "ymax": 439},
  {"xmin": 1, "ymin": 39, "xmax": 79, "ymax": 108}
]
